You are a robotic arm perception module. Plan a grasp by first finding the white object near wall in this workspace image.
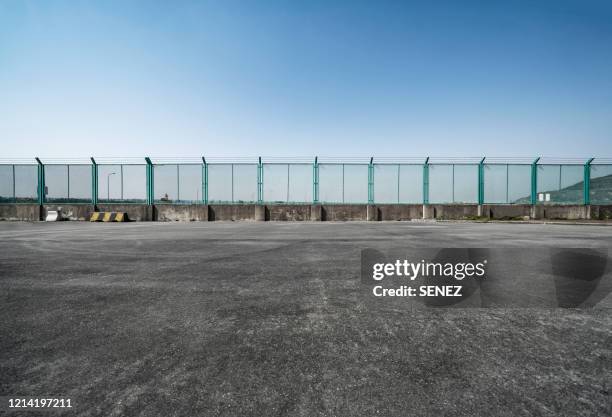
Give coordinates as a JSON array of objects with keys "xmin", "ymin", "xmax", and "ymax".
[{"xmin": 45, "ymin": 210, "xmax": 63, "ymax": 221}]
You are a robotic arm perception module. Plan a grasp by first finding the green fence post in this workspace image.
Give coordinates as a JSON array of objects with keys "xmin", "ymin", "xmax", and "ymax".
[
  {"xmin": 313, "ymin": 157, "xmax": 319, "ymax": 204},
  {"xmin": 257, "ymin": 157, "xmax": 263, "ymax": 204},
  {"xmin": 12, "ymin": 164, "xmax": 16, "ymax": 203},
  {"xmin": 67, "ymin": 165, "xmax": 70, "ymax": 201},
  {"xmin": 530, "ymin": 157, "xmax": 540, "ymax": 205},
  {"xmin": 90, "ymin": 157, "xmax": 98, "ymax": 205},
  {"xmin": 145, "ymin": 157, "xmax": 153, "ymax": 205},
  {"xmin": 202, "ymin": 157, "xmax": 208, "ymax": 204},
  {"xmin": 368, "ymin": 157, "xmax": 374, "ymax": 204},
  {"xmin": 35, "ymin": 157, "xmax": 45, "ymax": 205},
  {"xmin": 176, "ymin": 164, "xmax": 180, "ymax": 203},
  {"xmin": 397, "ymin": 164, "xmax": 400, "ymax": 203},
  {"xmin": 286, "ymin": 163, "xmax": 290, "ymax": 202},
  {"xmin": 342, "ymin": 164, "xmax": 345, "ymax": 203},
  {"xmin": 584, "ymin": 158, "xmax": 594, "ymax": 205},
  {"xmin": 423, "ymin": 157, "xmax": 430, "ymax": 205},
  {"xmin": 478, "ymin": 157, "xmax": 485, "ymax": 205},
  {"xmin": 506, "ymin": 164, "xmax": 509, "ymax": 203}
]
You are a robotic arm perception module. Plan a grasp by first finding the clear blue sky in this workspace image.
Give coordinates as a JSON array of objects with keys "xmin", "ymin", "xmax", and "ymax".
[{"xmin": 1, "ymin": 0, "xmax": 611, "ymax": 158}]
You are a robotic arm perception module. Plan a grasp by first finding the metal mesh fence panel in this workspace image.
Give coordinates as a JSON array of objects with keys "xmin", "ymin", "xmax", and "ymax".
[
  {"xmin": 154, "ymin": 164, "xmax": 177, "ymax": 203},
  {"xmin": 0, "ymin": 165, "xmax": 14, "ymax": 203},
  {"xmin": 122, "ymin": 165, "xmax": 147, "ymax": 203},
  {"xmin": 453, "ymin": 164, "xmax": 478, "ymax": 203},
  {"xmin": 206, "ymin": 164, "xmax": 257, "ymax": 203},
  {"xmin": 343, "ymin": 164, "xmax": 368, "ymax": 203},
  {"xmin": 508, "ymin": 165, "xmax": 531, "ymax": 203},
  {"xmin": 233, "ymin": 164, "xmax": 257, "ymax": 203},
  {"xmin": 399, "ymin": 164, "xmax": 423, "ymax": 203},
  {"xmin": 319, "ymin": 164, "xmax": 343, "ymax": 203},
  {"xmin": 263, "ymin": 164, "xmax": 289, "ymax": 203},
  {"xmin": 98, "ymin": 165, "xmax": 122, "ymax": 202},
  {"xmin": 590, "ymin": 164, "xmax": 612, "ymax": 204},
  {"xmin": 374, "ymin": 165, "xmax": 399, "ymax": 203},
  {"xmin": 154, "ymin": 164, "xmax": 202, "ymax": 203},
  {"xmin": 288, "ymin": 164, "xmax": 312, "ymax": 203},
  {"xmin": 429, "ymin": 164, "xmax": 453, "ymax": 203},
  {"xmin": 483, "ymin": 164, "xmax": 507, "ymax": 203},
  {"xmin": 537, "ymin": 164, "xmax": 583, "ymax": 204},
  {"xmin": 178, "ymin": 164, "xmax": 202, "ymax": 203},
  {"xmin": 429, "ymin": 164, "xmax": 478, "ymax": 204},
  {"xmin": 484, "ymin": 164, "xmax": 532, "ymax": 204},
  {"xmin": 3, "ymin": 159, "xmax": 610, "ymax": 207},
  {"xmin": 68, "ymin": 165, "xmax": 91, "ymax": 202},
  {"xmin": 41, "ymin": 164, "xmax": 93, "ymax": 203},
  {"xmin": 14, "ymin": 165, "xmax": 38, "ymax": 202},
  {"xmin": 207, "ymin": 164, "xmax": 232, "ymax": 203},
  {"xmin": 98, "ymin": 164, "xmax": 146, "ymax": 203},
  {"xmin": 44, "ymin": 165, "xmax": 68, "ymax": 202},
  {"xmin": 560, "ymin": 165, "xmax": 583, "ymax": 204}
]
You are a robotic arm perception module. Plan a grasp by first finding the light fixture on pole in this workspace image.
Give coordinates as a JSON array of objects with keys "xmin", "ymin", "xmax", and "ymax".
[{"xmin": 107, "ymin": 172, "xmax": 116, "ymax": 200}]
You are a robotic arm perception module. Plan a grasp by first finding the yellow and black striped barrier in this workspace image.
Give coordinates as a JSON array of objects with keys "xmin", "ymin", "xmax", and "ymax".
[{"xmin": 90, "ymin": 212, "xmax": 129, "ymax": 222}]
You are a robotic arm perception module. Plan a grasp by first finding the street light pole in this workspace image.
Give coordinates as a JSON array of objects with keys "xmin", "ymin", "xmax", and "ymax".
[{"xmin": 107, "ymin": 172, "xmax": 116, "ymax": 201}]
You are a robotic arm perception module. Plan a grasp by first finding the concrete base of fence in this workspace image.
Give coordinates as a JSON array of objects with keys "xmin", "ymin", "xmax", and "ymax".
[
  {"xmin": 2, "ymin": 203, "xmax": 612, "ymax": 222},
  {"xmin": 254, "ymin": 205, "xmax": 266, "ymax": 221},
  {"xmin": 378, "ymin": 204, "xmax": 422, "ymax": 221},
  {"xmin": 208, "ymin": 204, "xmax": 256, "ymax": 221},
  {"xmin": 310, "ymin": 205, "xmax": 322, "ymax": 221},
  {"xmin": 267, "ymin": 204, "xmax": 311, "ymax": 221},
  {"xmin": 0, "ymin": 204, "xmax": 42, "ymax": 221},
  {"xmin": 43, "ymin": 204, "xmax": 93, "ymax": 221},
  {"xmin": 321, "ymin": 204, "xmax": 368, "ymax": 221},
  {"xmin": 96, "ymin": 204, "xmax": 153, "ymax": 221},
  {"xmin": 367, "ymin": 205, "xmax": 378, "ymax": 221},
  {"xmin": 530, "ymin": 204, "xmax": 590, "ymax": 220},
  {"xmin": 482, "ymin": 204, "xmax": 532, "ymax": 220},
  {"xmin": 591, "ymin": 205, "xmax": 612, "ymax": 220},
  {"xmin": 433, "ymin": 204, "xmax": 481, "ymax": 220},
  {"xmin": 422, "ymin": 204, "xmax": 480, "ymax": 220},
  {"xmin": 154, "ymin": 204, "xmax": 208, "ymax": 222}
]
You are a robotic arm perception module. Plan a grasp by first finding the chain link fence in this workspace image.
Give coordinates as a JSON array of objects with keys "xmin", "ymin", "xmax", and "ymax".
[
  {"xmin": 0, "ymin": 164, "xmax": 38, "ymax": 203},
  {"xmin": 1, "ymin": 158, "xmax": 610, "ymax": 205}
]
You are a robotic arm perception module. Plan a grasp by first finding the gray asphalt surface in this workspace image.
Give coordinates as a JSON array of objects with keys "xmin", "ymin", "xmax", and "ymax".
[{"xmin": 1, "ymin": 221, "xmax": 611, "ymax": 416}]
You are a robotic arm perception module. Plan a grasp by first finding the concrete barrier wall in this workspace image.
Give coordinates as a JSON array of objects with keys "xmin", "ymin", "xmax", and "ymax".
[
  {"xmin": 532, "ymin": 205, "xmax": 588, "ymax": 220},
  {"xmin": 482, "ymin": 204, "xmax": 531, "ymax": 220},
  {"xmin": 377, "ymin": 204, "xmax": 422, "ymax": 221},
  {"xmin": 43, "ymin": 204, "xmax": 92, "ymax": 221},
  {"xmin": 321, "ymin": 204, "xmax": 368, "ymax": 221},
  {"xmin": 428, "ymin": 204, "xmax": 480, "ymax": 220},
  {"xmin": 310, "ymin": 205, "xmax": 322, "ymax": 221},
  {"xmin": 267, "ymin": 204, "xmax": 311, "ymax": 221},
  {"xmin": 209, "ymin": 204, "xmax": 256, "ymax": 221},
  {"xmin": 154, "ymin": 204, "xmax": 208, "ymax": 222},
  {"xmin": 95, "ymin": 204, "xmax": 153, "ymax": 221},
  {"xmin": 2, "ymin": 203, "xmax": 612, "ymax": 221},
  {"xmin": 591, "ymin": 205, "xmax": 612, "ymax": 221},
  {"xmin": 0, "ymin": 204, "xmax": 41, "ymax": 221}
]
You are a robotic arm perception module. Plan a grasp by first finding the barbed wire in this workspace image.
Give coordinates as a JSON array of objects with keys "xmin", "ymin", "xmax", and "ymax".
[{"xmin": 0, "ymin": 156, "xmax": 608, "ymax": 165}]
